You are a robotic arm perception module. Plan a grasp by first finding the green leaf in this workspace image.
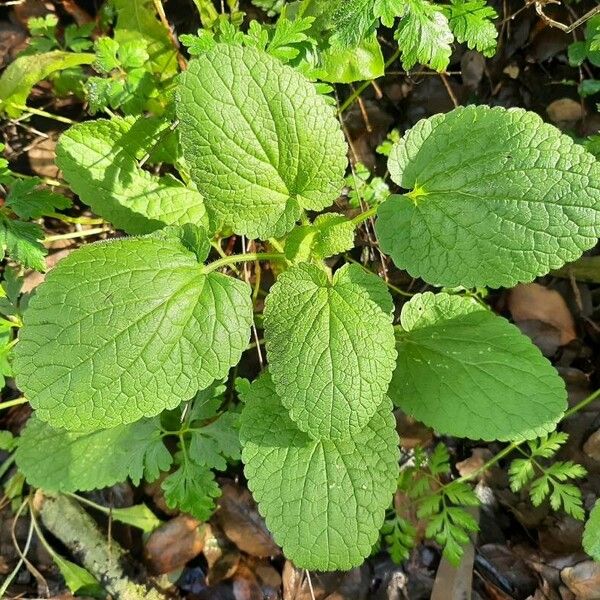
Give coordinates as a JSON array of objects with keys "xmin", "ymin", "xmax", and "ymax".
[
  {"xmin": 52, "ymin": 554, "xmax": 102, "ymax": 597},
  {"xmin": 284, "ymin": 213, "xmax": 355, "ymax": 262},
  {"xmin": 13, "ymin": 228, "xmax": 253, "ymax": 431},
  {"xmin": 6, "ymin": 179, "xmax": 71, "ymax": 219},
  {"xmin": 329, "ymin": 0, "xmax": 377, "ymax": 47},
  {"xmin": 0, "ymin": 430, "xmax": 15, "ymax": 451},
  {"xmin": 15, "ymin": 415, "xmax": 171, "ymax": 491},
  {"xmin": 267, "ymin": 11, "xmax": 315, "ymax": 61},
  {"xmin": 0, "ymin": 51, "xmax": 94, "ymax": 118},
  {"xmin": 177, "ymin": 44, "xmax": 348, "ymax": 239},
  {"xmin": 111, "ymin": 0, "xmax": 178, "ymax": 83},
  {"xmin": 376, "ymin": 105, "xmax": 600, "ymax": 288},
  {"xmin": 389, "ymin": 292, "xmax": 567, "ymax": 441},
  {"xmin": 374, "ymin": 0, "xmax": 403, "ymax": 27},
  {"xmin": 162, "ymin": 457, "xmax": 220, "ymax": 521},
  {"xmin": 394, "ymin": 0, "xmax": 453, "ymax": 72},
  {"xmin": 94, "ymin": 37, "xmax": 121, "ymax": 72},
  {"xmin": 320, "ymin": 33, "xmax": 385, "ymax": 83},
  {"xmin": 189, "ymin": 412, "xmax": 241, "ymax": 471},
  {"xmin": 56, "ymin": 116, "xmax": 207, "ymax": 234},
  {"xmin": 584, "ymin": 500, "xmax": 600, "ymax": 561},
  {"xmin": 109, "ymin": 503, "xmax": 162, "ymax": 532},
  {"xmin": 240, "ymin": 373, "xmax": 399, "ymax": 570},
  {"xmin": 0, "ymin": 218, "xmax": 46, "ymax": 271},
  {"xmin": 264, "ymin": 262, "xmax": 396, "ymax": 439},
  {"xmin": 444, "ymin": 0, "xmax": 498, "ymax": 57}
]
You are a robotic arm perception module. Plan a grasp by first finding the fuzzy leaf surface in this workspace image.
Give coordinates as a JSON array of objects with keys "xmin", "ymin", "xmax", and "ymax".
[
  {"xmin": 240, "ymin": 373, "xmax": 399, "ymax": 570},
  {"xmin": 13, "ymin": 229, "xmax": 253, "ymax": 431},
  {"xmin": 376, "ymin": 105, "xmax": 600, "ymax": 288},
  {"xmin": 177, "ymin": 44, "xmax": 347, "ymax": 239},
  {"xmin": 57, "ymin": 116, "xmax": 207, "ymax": 234},
  {"xmin": 389, "ymin": 292, "xmax": 567, "ymax": 441},
  {"xmin": 15, "ymin": 415, "xmax": 170, "ymax": 491},
  {"xmin": 264, "ymin": 263, "xmax": 396, "ymax": 439}
]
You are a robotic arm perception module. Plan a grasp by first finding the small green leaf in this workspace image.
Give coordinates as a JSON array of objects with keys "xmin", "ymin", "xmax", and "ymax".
[
  {"xmin": 56, "ymin": 116, "xmax": 207, "ymax": 234},
  {"xmin": 329, "ymin": 0, "xmax": 377, "ymax": 47},
  {"xmin": 177, "ymin": 44, "xmax": 347, "ymax": 239},
  {"xmin": 284, "ymin": 213, "xmax": 355, "ymax": 262},
  {"xmin": 162, "ymin": 457, "xmax": 220, "ymax": 521},
  {"xmin": 320, "ymin": 34, "xmax": 385, "ymax": 83},
  {"xmin": 189, "ymin": 412, "xmax": 241, "ymax": 471},
  {"xmin": 394, "ymin": 0, "xmax": 453, "ymax": 72},
  {"xmin": 6, "ymin": 179, "xmax": 71, "ymax": 219},
  {"xmin": 389, "ymin": 292, "xmax": 567, "ymax": 441},
  {"xmin": 112, "ymin": 0, "xmax": 178, "ymax": 83},
  {"xmin": 240, "ymin": 373, "xmax": 399, "ymax": 570},
  {"xmin": 16, "ymin": 415, "xmax": 171, "ymax": 491},
  {"xmin": 264, "ymin": 262, "xmax": 396, "ymax": 439},
  {"xmin": 109, "ymin": 503, "xmax": 163, "ymax": 532},
  {"xmin": 0, "ymin": 218, "xmax": 46, "ymax": 271},
  {"xmin": 376, "ymin": 105, "xmax": 600, "ymax": 288},
  {"xmin": 443, "ymin": 0, "xmax": 498, "ymax": 57},
  {"xmin": 52, "ymin": 554, "xmax": 102, "ymax": 597},
  {"xmin": 0, "ymin": 51, "xmax": 94, "ymax": 117},
  {"xmin": 584, "ymin": 500, "xmax": 600, "ymax": 560},
  {"xmin": 13, "ymin": 228, "xmax": 253, "ymax": 431}
]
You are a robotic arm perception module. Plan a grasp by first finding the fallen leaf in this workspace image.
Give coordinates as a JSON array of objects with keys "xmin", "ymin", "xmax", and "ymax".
[
  {"xmin": 546, "ymin": 98, "xmax": 583, "ymax": 125},
  {"xmin": 144, "ymin": 514, "xmax": 205, "ymax": 574},
  {"xmin": 215, "ymin": 481, "xmax": 280, "ymax": 558},
  {"xmin": 561, "ymin": 561, "xmax": 600, "ymax": 599},
  {"xmin": 203, "ymin": 523, "xmax": 241, "ymax": 585},
  {"xmin": 509, "ymin": 283, "xmax": 576, "ymax": 354}
]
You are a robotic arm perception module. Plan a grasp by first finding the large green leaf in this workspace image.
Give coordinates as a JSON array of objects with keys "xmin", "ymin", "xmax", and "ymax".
[
  {"xmin": 264, "ymin": 263, "xmax": 396, "ymax": 439},
  {"xmin": 389, "ymin": 293, "xmax": 567, "ymax": 441},
  {"xmin": 376, "ymin": 105, "xmax": 600, "ymax": 288},
  {"xmin": 13, "ymin": 227, "xmax": 253, "ymax": 431},
  {"xmin": 177, "ymin": 44, "xmax": 347, "ymax": 239},
  {"xmin": 0, "ymin": 51, "xmax": 94, "ymax": 117},
  {"xmin": 240, "ymin": 373, "xmax": 399, "ymax": 570},
  {"xmin": 16, "ymin": 415, "xmax": 171, "ymax": 491},
  {"xmin": 56, "ymin": 116, "xmax": 207, "ymax": 234}
]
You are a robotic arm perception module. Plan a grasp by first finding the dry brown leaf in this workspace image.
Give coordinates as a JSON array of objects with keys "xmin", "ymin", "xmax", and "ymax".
[
  {"xmin": 546, "ymin": 98, "xmax": 583, "ymax": 125},
  {"xmin": 215, "ymin": 481, "xmax": 280, "ymax": 558},
  {"xmin": 509, "ymin": 283, "xmax": 576, "ymax": 354},
  {"xmin": 144, "ymin": 514, "xmax": 205, "ymax": 574}
]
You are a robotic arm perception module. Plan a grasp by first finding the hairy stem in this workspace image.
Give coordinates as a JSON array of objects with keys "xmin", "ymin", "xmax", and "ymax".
[{"xmin": 203, "ymin": 252, "xmax": 286, "ymax": 274}]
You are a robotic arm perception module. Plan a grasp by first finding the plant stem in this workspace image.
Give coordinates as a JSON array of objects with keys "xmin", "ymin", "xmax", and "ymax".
[
  {"xmin": 203, "ymin": 252, "xmax": 286, "ymax": 274},
  {"xmin": 49, "ymin": 213, "xmax": 105, "ymax": 226},
  {"xmin": 0, "ymin": 396, "xmax": 27, "ymax": 411},
  {"xmin": 351, "ymin": 205, "xmax": 378, "ymax": 226},
  {"xmin": 44, "ymin": 227, "xmax": 109, "ymax": 243},
  {"xmin": 337, "ymin": 48, "xmax": 401, "ymax": 115},
  {"xmin": 10, "ymin": 104, "xmax": 75, "ymax": 125},
  {"xmin": 564, "ymin": 387, "xmax": 600, "ymax": 418}
]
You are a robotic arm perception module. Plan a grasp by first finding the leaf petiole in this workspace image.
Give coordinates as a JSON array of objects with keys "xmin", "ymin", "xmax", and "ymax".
[{"xmin": 203, "ymin": 252, "xmax": 287, "ymax": 274}]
